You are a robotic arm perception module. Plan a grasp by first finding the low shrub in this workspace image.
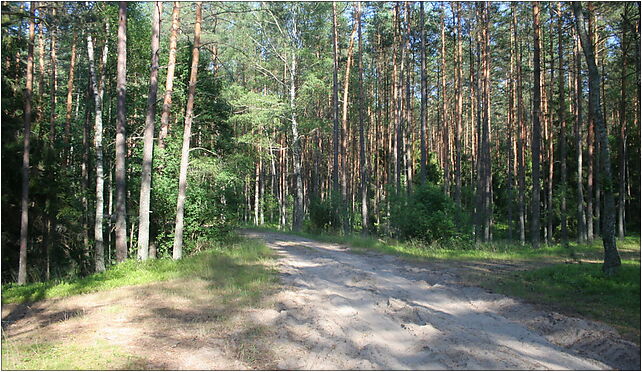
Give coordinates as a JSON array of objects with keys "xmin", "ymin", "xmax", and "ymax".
[
  {"xmin": 389, "ymin": 183, "xmax": 470, "ymax": 243},
  {"xmin": 308, "ymin": 194, "xmax": 344, "ymax": 232}
]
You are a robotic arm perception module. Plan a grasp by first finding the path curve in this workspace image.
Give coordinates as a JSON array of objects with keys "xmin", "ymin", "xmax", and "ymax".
[{"xmin": 244, "ymin": 230, "xmax": 637, "ymax": 370}]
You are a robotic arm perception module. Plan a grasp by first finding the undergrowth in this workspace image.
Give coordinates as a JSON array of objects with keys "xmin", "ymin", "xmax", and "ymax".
[
  {"xmin": 483, "ymin": 262, "xmax": 640, "ymax": 343},
  {"xmin": 0, "ymin": 340, "xmax": 147, "ymax": 370},
  {"xmin": 2, "ymin": 236, "xmax": 276, "ymax": 304},
  {"xmin": 248, "ymin": 225, "xmax": 640, "ymax": 263}
]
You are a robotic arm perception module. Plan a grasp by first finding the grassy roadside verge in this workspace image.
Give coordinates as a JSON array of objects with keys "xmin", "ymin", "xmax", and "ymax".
[
  {"xmin": 2, "ymin": 236, "xmax": 277, "ymax": 305},
  {"xmin": 477, "ymin": 261, "xmax": 640, "ymax": 343},
  {"xmin": 1, "ymin": 340, "xmax": 148, "ymax": 370},
  {"xmin": 2, "ymin": 235, "xmax": 280, "ymax": 370},
  {"xmin": 249, "ymin": 224, "xmax": 640, "ymax": 261},
  {"xmin": 250, "ymin": 225, "xmax": 640, "ymax": 344}
]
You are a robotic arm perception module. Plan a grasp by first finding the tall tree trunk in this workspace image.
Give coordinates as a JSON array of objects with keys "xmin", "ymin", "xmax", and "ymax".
[
  {"xmin": 115, "ymin": 2, "xmax": 128, "ymax": 262},
  {"xmin": 357, "ymin": 2, "xmax": 368, "ymax": 234},
  {"xmin": 572, "ymin": 2, "xmax": 621, "ymax": 275},
  {"xmin": 64, "ymin": 31, "xmax": 77, "ymax": 161},
  {"xmin": 469, "ymin": 29, "xmax": 476, "ymax": 193},
  {"xmin": 290, "ymin": 37, "xmax": 304, "ymax": 231},
  {"xmin": 574, "ymin": 30, "xmax": 588, "ymax": 243},
  {"xmin": 37, "ymin": 7, "xmax": 45, "ymax": 105},
  {"xmin": 87, "ymin": 26, "xmax": 109, "ymax": 272},
  {"xmin": 137, "ymin": 2, "xmax": 162, "ymax": 260},
  {"xmin": 341, "ymin": 5, "xmax": 358, "ymax": 233},
  {"xmin": 419, "ymin": 2, "xmax": 427, "ymax": 185},
  {"xmin": 254, "ymin": 158, "xmax": 260, "ymax": 225},
  {"xmin": 81, "ymin": 77, "xmax": 91, "ymax": 274},
  {"xmin": 404, "ymin": 1, "xmax": 412, "ymax": 195},
  {"xmin": 508, "ymin": 2, "xmax": 516, "ymax": 240},
  {"xmin": 43, "ymin": 6, "xmax": 60, "ymax": 282},
  {"xmin": 440, "ymin": 4, "xmax": 449, "ymax": 195},
  {"xmin": 546, "ymin": 22, "xmax": 555, "ymax": 245},
  {"xmin": 173, "ymin": 2, "xmax": 202, "ymax": 259},
  {"xmin": 532, "ymin": 2, "xmax": 542, "ymax": 248},
  {"xmin": 454, "ymin": 2, "xmax": 462, "ymax": 206},
  {"xmin": 482, "ymin": 2, "xmax": 491, "ymax": 241},
  {"xmin": 18, "ymin": 3, "xmax": 35, "ymax": 284},
  {"xmin": 587, "ymin": 3, "xmax": 597, "ymax": 240},
  {"xmin": 158, "ymin": 2, "xmax": 180, "ymax": 149},
  {"xmin": 393, "ymin": 2, "xmax": 400, "ymax": 195},
  {"xmin": 49, "ymin": 6, "xmax": 57, "ymax": 144},
  {"xmin": 332, "ymin": 2, "xmax": 340, "ymax": 197},
  {"xmin": 517, "ymin": 13, "xmax": 526, "ymax": 245},
  {"xmin": 558, "ymin": 2, "xmax": 568, "ymax": 245},
  {"xmin": 617, "ymin": 6, "xmax": 629, "ymax": 239},
  {"xmin": 474, "ymin": 3, "xmax": 483, "ymax": 242},
  {"xmin": 260, "ymin": 153, "xmax": 265, "ymax": 225},
  {"xmin": 587, "ymin": 91, "xmax": 595, "ymax": 240},
  {"xmin": 473, "ymin": 2, "xmax": 491, "ymax": 242}
]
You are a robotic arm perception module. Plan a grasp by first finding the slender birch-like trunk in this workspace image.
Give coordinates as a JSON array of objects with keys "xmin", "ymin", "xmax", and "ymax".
[
  {"xmin": 137, "ymin": 2, "xmax": 162, "ymax": 260},
  {"xmin": 173, "ymin": 2, "xmax": 202, "ymax": 259}
]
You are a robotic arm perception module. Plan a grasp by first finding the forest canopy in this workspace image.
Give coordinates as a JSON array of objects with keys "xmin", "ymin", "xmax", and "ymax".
[{"xmin": 2, "ymin": 1, "xmax": 640, "ymax": 284}]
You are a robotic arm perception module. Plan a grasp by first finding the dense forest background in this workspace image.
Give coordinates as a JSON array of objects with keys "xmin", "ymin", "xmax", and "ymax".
[{"xmin": 2, "ymin": 1, "xmax": 640, "ymax": 284}]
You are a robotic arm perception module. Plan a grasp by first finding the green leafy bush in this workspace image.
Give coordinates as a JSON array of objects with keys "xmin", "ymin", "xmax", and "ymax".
[
  {"xmin": 389, "ymin": 184, "xmax": 469, "ymax": 243},
  {"xmin": 308, "ymin": 194, "xmax": 344, "ymax": 233}
]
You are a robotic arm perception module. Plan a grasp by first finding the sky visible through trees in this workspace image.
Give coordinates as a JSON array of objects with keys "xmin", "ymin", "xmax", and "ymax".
[{"xmin": 1, "ymin": 1, "xmax": 640, "ymax": 283}]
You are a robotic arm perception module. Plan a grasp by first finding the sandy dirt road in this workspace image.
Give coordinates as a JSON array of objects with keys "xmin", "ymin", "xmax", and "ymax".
[
  {"xmin": 243, "ymin": 230, "xmax": 640, "ymax": 370},
  {"xmin": 3, "ymin": 231, "xmax": 638, "ymax": 370}
]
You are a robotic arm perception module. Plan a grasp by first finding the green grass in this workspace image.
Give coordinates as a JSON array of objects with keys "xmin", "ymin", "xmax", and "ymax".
[
  {"xmin": 2, "ymin": 236, "xmax": 279, "ymax": 370},
  {"xmin": 2, "ymin": 236, "xmax": 277, "ymax": 305},
  {"xmin": 1, "ymin": 340, "xmax": 147, "ymax": 370},
  {"xmin": 250, "ymin": 225, "xmax": 641, "ymax": 263},
  {"xmin": 482, "ymin": 261, "xmax": 640, "ymax": 343}
]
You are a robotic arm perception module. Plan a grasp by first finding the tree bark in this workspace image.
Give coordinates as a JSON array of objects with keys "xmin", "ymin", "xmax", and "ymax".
[
  {"xmin": 254, "ymin": 156, "xmax": 260, "ymax": 225},
  {"xmin": 440, "ymin": 4, "xmax": 449, "ymax": 195},
  {"xmin": 572, "ymin": 2, "xmax": 621, "ymax": 275},
  {"xmin": 393, "ymin": 3, "xmax": 400, "ymax": 195},
  {"xmin": 515, "ymin": 5, "xmax": 526, "ymax": 245},
  {"xmin": 454, "ymin": 2, "xmax": 462, "ymax": 206},
  {"xmin": 558, "ymin": 2, "xmax": 568, "ymax": 245},
  {"xmin": 137, "ymin": 2, "xmax": 162, "ymax": 260},
  {"xmin": 290, "ymin": 33, "xmax": 304, "ymax": 231},
  {"xmin": 482, "ymin": 2, "xmax": 491, "ymax": 241},
  {"xmin": 64, "ymin": 30, "xmax": 77, "ymax": 159},
  {"xmin": 419, "ymin": 2, "xmax": 427, "ymax": 186},
  {"xmin": 81, "ymin": 77, "xmax": 91, "ymax": 274},
  {"xmin": 340, "ymin": 5, "xmax": 358, "ymax": 233},
  {"xmin": 546, "ymin": 22, "xmax": 554, "ymax": 245},
  {"xmin": 332, "ymin": 2, "xmax": 340, "ymax": 197},
  {"xmin": 617, "ymin": 6, "xmax": 629, "ymax": 239},
  {"xmin": 473, "ymin": 2, "xmax": 491, "ymax": 242},
  {"xmin": 532, "ymin": 2, "xmax": 542, "ymax": 248},
  {"xmin": 37, "ymin": 7, "xmax": 45, "ymax": 105},
  {"xmin": 49, "ymin": 6, "xmax": 57, "ymax": 144},
  {"xmin": 357, "ymin": 2, "xmax": 368, "ymax": 234},
  {"xmin": 508, "ymin": 2, "xmax": 516, "ymax": 240},
  {"xmin": 87, "ymin": 25, "xmax": 109, "ymax": 272},
  {"xmin": 18, "ymin": 3, "xmax": 35, "ymax": 284},
  {"xmin": 114, "ymin": 2, "xmax": 128, "ymax": 262},
  {"xmin": 158, "ymin": 2, "xmax": 180, "ymax": 149},
  {"xmin": 574, "ymin": 30, "xmax": 588, "ymax": 243},
  {"xmin": 173, "ymin": 2, "xmax": 202, "ymax": 259}
]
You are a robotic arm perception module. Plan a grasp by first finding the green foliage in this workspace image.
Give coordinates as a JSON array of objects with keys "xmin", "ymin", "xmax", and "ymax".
[
  {"xmin": 307, "ymin": 194, "xmax": 344, "ymax": 233},
  {"xmin": 1, "ymin": 236, "xmax": 275, "ymax": 304},
  {"xmin": 1, "ymin": 340, "xmax": 146, "ymax": 370},
  {"xmin": 182, "ymin": 156, "xmax": 244, "ymax": 246},
  {"xmin": 389, "ymin": 183, "xmax": 470, "ymax": 243},
  {"xmin": 487, "ymin": 262, "xmax": 640, "ymax": 342}
]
